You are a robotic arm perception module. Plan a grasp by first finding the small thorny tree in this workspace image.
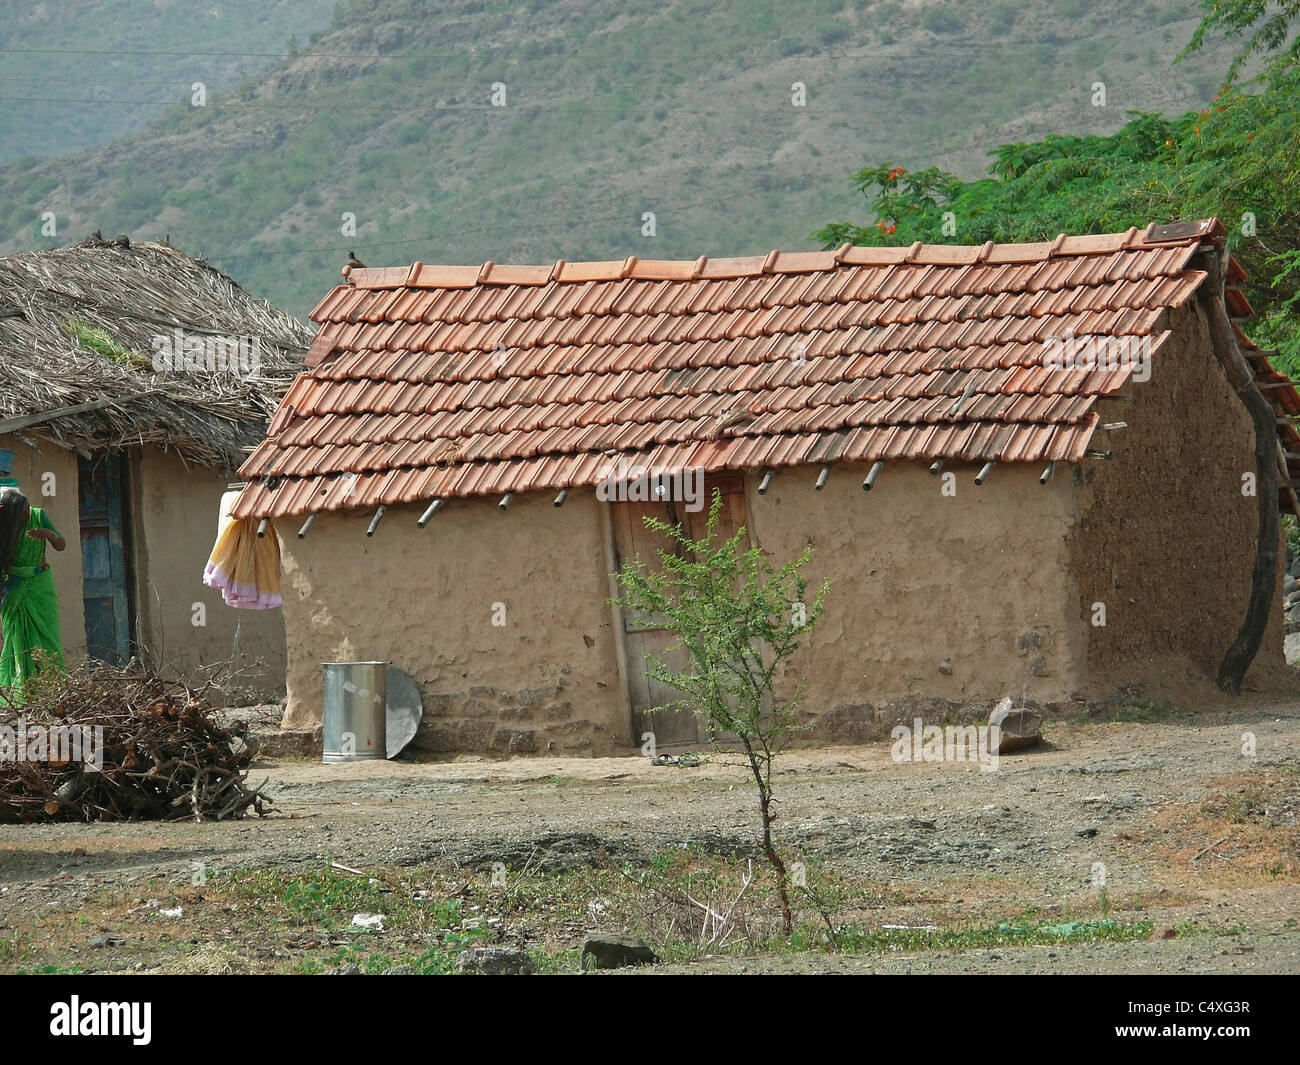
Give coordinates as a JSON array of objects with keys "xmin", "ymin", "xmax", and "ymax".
[{"xmin": 614, "ymin": 489, "xmax": 828, "ymax": 935}]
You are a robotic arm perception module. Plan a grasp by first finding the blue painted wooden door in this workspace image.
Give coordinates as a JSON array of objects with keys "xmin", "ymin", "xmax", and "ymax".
[{"xmin": 78, "ymin": 455, "xmax": 132, "ymax": 664}]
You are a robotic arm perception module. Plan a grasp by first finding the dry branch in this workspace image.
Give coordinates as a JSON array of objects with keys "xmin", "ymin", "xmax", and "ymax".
[{"xmin": 0, "ymin": 659, "xmax": 272, "ymax": 823}]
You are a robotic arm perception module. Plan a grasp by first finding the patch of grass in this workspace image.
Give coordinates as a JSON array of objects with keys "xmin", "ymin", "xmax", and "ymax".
[
  {"xmin": 814, "ymin": 917, "xmax": 1154, "ymax": 955},
  {"xmin": 62, "ymin": 317, "xmax": 152, "ymax": 370}
]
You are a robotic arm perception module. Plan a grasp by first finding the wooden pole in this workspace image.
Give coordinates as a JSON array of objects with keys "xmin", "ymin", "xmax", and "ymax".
[
  {"xmin": 757, "ymin": 468, "xmax": 774, "ymax": 495},
  {"xmin": 297, "ymin": 513, "xmax": 316, "ymax": 540},
  {"xmin": 366, "ymin": 505, "xmax": 386, "ymax": 537},
  {"xmin": 416, "ymin": 499, "xmax": 444, "ymax": 527},
  {"xmin": 974, "ymin": 460, "xmax": 995, "ymax": 485},
  {"xmin": 553, "ymin": 487, "xmax": 570, "ymax": 508},
  {"xmin": 862, "ymin": 460, "xmax": 883, "ymax": 491},
  {"xmin": 814, "ymin": 464, "xmax": 831, "ymax": 490},
  {"xmin": 1200, "ymin": 247, "xmax": 1280, "ymax": 695},
  {"xmin": 1276, "ymin": 440, "xmax": 1300, "ymax": 519}
]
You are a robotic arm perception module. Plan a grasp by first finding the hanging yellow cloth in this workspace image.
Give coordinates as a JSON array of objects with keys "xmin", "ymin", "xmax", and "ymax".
[{"xmin": 202, "ymin": 491, "xmax": 283, "ymax": 610}]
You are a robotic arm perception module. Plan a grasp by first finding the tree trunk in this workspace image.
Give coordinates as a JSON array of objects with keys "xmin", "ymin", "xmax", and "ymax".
[{"xmin": 1199, "ymin": 247, "xmax": 1280, "ymax": 694}]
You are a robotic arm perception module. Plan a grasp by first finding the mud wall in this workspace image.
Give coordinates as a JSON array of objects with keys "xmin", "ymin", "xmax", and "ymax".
[
  {"xmin": 1070, "ymin": 302, "xmax": 1286, "ymax": 688},
  {"xmin": 278, "ymin": 489, "xmax": 629, "ymax": 754},
  {"xmin": 131, "ymin": 448, "xmax": 286, "ymax": 699},
  {"xmin": 744, "ymin": 460, "xmax": 1087, "ymax": 743},
  {"xmin": 0, "ymin": 433, "xmax": 85, "ymax": 663}
]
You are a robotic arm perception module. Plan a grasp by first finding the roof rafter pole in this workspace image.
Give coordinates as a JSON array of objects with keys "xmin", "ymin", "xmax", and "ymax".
[
  {"xmin": 498, "ymin": 493, "xmax": 513, "ymax": 511},
  {"xmin": 757, "ymin": 468, "xmax": 774, "ymax": 494},
  {"xmin": 928, "ymin": 460, "xmax": 944, "ymax": 475},
  {"xmin": 297, "ymin": 513, "xmax": 316, "ymax": 540},
  {"xmin": 366, "ymin": 505, "xmax": 386, "ymax": 537},
  {"xmin": 814, "ymin": 464, "xmax": 831, "ymax": 491},
  {"xmin": 1039, "ymin": 461, "xmax": 1056, "ymax": 484},
  {"xmin": 1198, "ymin": 246, "xmax": 1279, "ymax": 695},
  {"xmin": 974, "ymin": 460, "xmax": 995, "ymax": 486},
  {"xmin": 0, "ymin": 391, "xmax": 164, "ymax": 436},
  {"xmin": 416, "ymin": 499, "xmax": 444, "ymax": 527},
  {"xmin": 862, "ymin": 460, "xmax": 883, "ymax": 491},
  {"xmin": 553, "ymin": 487, "xmax": 570, "ymax": 508},
  {"xmin": 255, "ymin": 518, "xmax": 269, "ymax": 539}
]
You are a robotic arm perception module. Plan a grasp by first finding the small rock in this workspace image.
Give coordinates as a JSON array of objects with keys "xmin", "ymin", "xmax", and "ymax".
[
  {"xmin": 88, "ymin": 934, "xmax": 124, "ymax": 948},
  {"xmin": 380, "ymin": 964, "xmax": 415, "ymax": 976},
  {"xmin": 989, "ymin": 699, "xmax": 1042, "ymax": 753},
  {"xmin": 580, "ymin": 934, "xmax": 659, "ymax": 971},
  {"xmin": 327, "ymin": 964, "xmax": 362, "ymax": 975},
  {"xmin": 1075, "ymin": 827, "xmax": 1099, "ymax": 838},
  {"xmin": 456, "ymin": 946, "xmax": 536, "ymax": 975}
]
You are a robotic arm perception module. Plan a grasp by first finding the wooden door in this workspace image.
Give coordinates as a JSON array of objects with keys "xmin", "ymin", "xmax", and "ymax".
[
  {"xmin": 78, "ymin": 455, "xmax": 133, "ymax": 665},
  {"xmin": 610, "ymin": 475, "xmax": 748, "ymax": 748}
]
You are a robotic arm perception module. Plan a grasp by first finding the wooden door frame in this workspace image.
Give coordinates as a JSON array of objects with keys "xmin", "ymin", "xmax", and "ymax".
[
  {"xmin": 602, "ymin": 471, "xmax": 756, "ymax": 750},
  {"xmin": 77, "ymin": 451, "xmax": 137, "ymax": 664},
  {"xmin": 598, "ymin": 498, "xmax": 639, "ymax": 749}
]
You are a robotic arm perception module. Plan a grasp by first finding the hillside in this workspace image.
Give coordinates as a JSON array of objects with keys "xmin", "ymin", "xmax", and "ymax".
[
  {"xmin": 0, "ymin": 0, "xmax": 1240, "ymax": 316},
  {"xmin": 0, "ymin": 0, "xmax": 337, "ymax": 162}
]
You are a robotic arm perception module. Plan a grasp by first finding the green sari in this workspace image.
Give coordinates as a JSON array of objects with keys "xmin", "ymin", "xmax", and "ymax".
[{"xmin": 0, "ymin": 506, "xmax": 65, "ymax": 700}]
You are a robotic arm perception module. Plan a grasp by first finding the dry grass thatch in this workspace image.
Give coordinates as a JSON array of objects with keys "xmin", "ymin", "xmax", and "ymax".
[{"xmin": 0, "ymin": 235, "xmax": 312, "ymax": 471}]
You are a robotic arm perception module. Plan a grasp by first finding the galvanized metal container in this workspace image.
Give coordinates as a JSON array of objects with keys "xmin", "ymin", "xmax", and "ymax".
[{"xmin": 322, "ymin": 661, "xmax": 388, "ymax": 763}]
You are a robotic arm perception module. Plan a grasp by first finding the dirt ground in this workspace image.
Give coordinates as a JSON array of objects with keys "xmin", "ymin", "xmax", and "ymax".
[{"xmin": 1, "ymin": 702, "xmax": 1297, "ymax": 974}]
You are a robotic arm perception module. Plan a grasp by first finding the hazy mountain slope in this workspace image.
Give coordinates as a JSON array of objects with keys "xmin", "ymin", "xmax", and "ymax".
[
  {"xmin": 0, "ymin": 0, "xmax": 338, "ymax": 163},
  {"xmin": 0, "ymin": 0, "xmax": 1238, "ymax": 316}
]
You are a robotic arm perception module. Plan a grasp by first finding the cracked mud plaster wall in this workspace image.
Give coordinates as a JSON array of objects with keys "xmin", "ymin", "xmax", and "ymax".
[
  {"xmin": 278, "ymin": 488, "xmax": 628, "ymax": 754},
  {"xmin": 131, "ymin": 449, "xmax": 286, "ymax": 698},
  {"xmin": 746, "ymin": 460, "xmax": 1086, "ymax": 744},
  {"xmin": 1071, "ymin": 302, "xmax": 1285, "ymax": 688}
]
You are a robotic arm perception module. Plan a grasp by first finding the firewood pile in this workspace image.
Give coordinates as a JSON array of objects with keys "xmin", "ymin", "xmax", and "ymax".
[{"xmin": 0, "ymin": 661, "xmax": 271, "ymax": 823}]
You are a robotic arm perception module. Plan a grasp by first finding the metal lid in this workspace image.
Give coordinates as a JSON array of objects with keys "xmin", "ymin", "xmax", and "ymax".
[{"xmin": 385, "ymin": 666, "xmax": 423, "ymax": 759}]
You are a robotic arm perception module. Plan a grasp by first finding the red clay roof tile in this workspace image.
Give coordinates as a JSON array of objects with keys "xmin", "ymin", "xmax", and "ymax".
[{"xmin": 236, "ymin": 221, "xmax": 1274, "ymax": 516}]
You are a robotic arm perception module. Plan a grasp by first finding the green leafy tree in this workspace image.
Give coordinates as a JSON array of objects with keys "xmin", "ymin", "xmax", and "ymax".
[
  {"xmin": 614, "ymin": 489, "xmax": 828, "ymax": 935},
  {"xmin": 814, "ymin": 3, "xmax": 1300, "ymax": 372}
]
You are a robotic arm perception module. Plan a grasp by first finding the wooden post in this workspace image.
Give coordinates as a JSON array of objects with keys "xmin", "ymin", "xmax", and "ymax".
[
  {"xmin": 1200, "ymin": 247, "xmax": 1280, "ymax": 695},
  {"xmin": 1276, "ymin": 440, "xmax": 1300, "ymax": 520}
]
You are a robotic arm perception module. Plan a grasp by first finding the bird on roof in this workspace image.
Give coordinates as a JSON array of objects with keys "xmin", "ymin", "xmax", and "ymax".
[{"xmin": 346, "ymin": 249, "xmax": 365, "ymax": 270}]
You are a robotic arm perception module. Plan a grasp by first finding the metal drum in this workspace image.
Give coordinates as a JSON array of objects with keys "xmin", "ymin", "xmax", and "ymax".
[{"xmin": 322, "ymin": 662, "xmax": 388, "ymax": 763}]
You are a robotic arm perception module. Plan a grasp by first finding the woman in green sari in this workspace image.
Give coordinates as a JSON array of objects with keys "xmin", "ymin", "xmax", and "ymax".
[{"xmin": 0, "ymin": 486, "xmax": 66, "ymax": 701}]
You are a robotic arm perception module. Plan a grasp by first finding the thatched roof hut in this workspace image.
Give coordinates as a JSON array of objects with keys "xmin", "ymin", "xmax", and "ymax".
[
  {"xmin": 0, "ymin": 235, "xmax": 311, "ymax": 471},
  {"xmin": 0, "ymin": 235, "xmax": 303, "ymax": 699}
]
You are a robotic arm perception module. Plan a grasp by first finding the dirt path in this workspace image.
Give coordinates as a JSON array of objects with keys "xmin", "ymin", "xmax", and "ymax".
[{"xmin": 1, "ymin": 704, "xmax": 1297, "ymax": 973}]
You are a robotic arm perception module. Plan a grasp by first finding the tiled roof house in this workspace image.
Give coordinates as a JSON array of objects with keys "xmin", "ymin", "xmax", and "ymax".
[{"xmin": 236, "ymin": 218, "xmax": 1298, "ymax": 754}]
